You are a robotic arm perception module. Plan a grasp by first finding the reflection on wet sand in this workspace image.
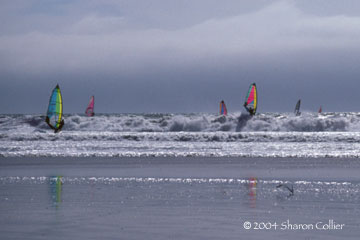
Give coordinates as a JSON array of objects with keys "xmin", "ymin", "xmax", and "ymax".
[
  {"xmin": 248, "ymin": 177, "xmax": 257, "ymax": 208},
  {"xmin": 50, "ymin": 176, "xmax": 62, "ymax": 207}
]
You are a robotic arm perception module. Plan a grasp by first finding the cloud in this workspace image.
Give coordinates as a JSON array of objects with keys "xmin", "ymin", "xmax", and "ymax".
[
  {"xmin": 1, "ymin": 1, "xmax": 360, "ymax": 113},
  {"xmin": 68, "ymin": 15, "xmax": 127, "ymax": 34},
  {"xmin": 1, "ymin": 0, "xmax": 360, "ymax": 79}
]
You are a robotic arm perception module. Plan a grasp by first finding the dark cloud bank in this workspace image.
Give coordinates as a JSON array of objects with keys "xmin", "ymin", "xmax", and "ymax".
[{"xmin": 1, "ymin": 0, "xmax": 360, "ymax": 113}]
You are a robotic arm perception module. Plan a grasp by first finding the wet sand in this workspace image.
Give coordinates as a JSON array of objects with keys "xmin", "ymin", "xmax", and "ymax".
[{"xmin": 0, "ymin": 157, "xmax": 359, "ymax": 239}]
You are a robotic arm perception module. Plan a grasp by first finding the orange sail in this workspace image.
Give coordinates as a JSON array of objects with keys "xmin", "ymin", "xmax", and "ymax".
[{"xmin": 220, "ymin": 100, "xmax": 227, "ymax": 116}]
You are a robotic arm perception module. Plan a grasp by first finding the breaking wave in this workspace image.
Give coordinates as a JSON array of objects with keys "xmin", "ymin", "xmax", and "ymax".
[
  {"xmin": 1, "ymin": 112, "xmax": 360, "ymax": 133},
  {"xmin": 2, "ymin": 113, "xmax": 360, "ymax": 158},
  {"xmin": 2, "ymin": 131, "xmax": 360, "ymax": 143}
]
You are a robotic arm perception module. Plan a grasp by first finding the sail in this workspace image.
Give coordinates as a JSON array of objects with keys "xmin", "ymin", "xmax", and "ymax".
[
  {"xmin": 220, "ymin": 101, "xmax": 227, "ymax": 116},
  {"xmin": 244, "ymin": 83, "xmax": 257, "ymax": 115},
  {"xmin": 46, "ymin": 85, "xmax": 63, "ymax": 129},
  {"xmin": 318, "ymin": 106, "xmax": 322, "ymax": 113},
  {"xmin": 294, "ymin": 99, "xmax": 301, "ymax": 116},
  {"xmin": 85, "ymin": 96, "xmax": 95, "ymax": 116}
]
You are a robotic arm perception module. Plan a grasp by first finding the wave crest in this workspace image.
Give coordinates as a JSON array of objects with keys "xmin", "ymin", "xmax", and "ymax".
[{"xmin": 1, "ymin": 112, "xmax": 360, "ymax": 134}]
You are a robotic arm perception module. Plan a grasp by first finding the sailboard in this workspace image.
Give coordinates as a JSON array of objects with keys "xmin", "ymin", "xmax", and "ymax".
[
  {"xmin": 243, "ymin": 83, "xmax": 257, "ymax": 115},
  {"xmin": 294, "ymin": 99, "xmax": 301, "ymax": 116},
  {"xmin": 220, "ymin": 100, "xmax": 227, "ymax": 116},
  {"xmin": 318, "ymin": 106, "xmax": 322, "ymax": 113},
  {"xmin": 45, "ymin": 84, "xmax": 64, "ymax": 133},
  {"xmin": 85, "ymin": 95, "xmax": 95, "ymax": 116}
]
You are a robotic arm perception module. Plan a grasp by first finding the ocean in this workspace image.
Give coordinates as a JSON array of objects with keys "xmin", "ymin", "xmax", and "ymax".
[
  {"xmin": 1, "ymin": 112, "xmax": 360, "ymax": 239},
  {"xmin": 2, "ymin": 112, "xmax": 360, "ymax": 157}
]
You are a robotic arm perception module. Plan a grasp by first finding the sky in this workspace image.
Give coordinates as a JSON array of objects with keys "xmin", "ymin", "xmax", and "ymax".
[{"xmin": 1, "ymin": 0, "xmax": 360, "ymax": 114}]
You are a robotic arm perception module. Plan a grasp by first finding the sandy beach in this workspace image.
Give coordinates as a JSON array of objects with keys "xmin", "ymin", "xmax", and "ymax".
[{"xmin": 1, "ymin": 157, "xmax": 359, "ymax": 240}]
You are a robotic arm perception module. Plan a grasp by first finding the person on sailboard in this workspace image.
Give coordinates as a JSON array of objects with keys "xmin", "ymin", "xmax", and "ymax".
[
  {"xmin": 55, "ymin": 119, "xmax": 65, "ymax": 133},
  {"xmin": 45, "ymin": 117, "xmax": 64, "ymax": 133},
  {"xmin": 243, "ymin": 102, "xmax": 255, "ymax": 116},
  {"xmin": 243, "ymin": 83, "xmax": 257, "ymax": 116}
]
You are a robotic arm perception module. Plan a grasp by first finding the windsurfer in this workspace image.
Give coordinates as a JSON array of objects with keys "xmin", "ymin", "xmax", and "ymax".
[
  {"xmin": 220, "ymin": 100, "xmax": 227, "ymax": 116},
  {"xmin": 55, "ymin": 119, "xmax": 65, "ymax": 133},
  {"xmin": 244, "ymin": 102, "xmax": 255, "ymax": 116},
  {"xmin": 85, "ymin": 96, "xmax": 95, "ymax": 117},
  {"xmin": 46, "ymin": 116, "xmax": 64, "ymax": 133}
]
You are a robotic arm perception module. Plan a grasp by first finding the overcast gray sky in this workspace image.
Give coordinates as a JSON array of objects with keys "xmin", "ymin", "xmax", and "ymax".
[{"xmin": 1, "ymin": 0, "xmax": 360, "ymax": 114}]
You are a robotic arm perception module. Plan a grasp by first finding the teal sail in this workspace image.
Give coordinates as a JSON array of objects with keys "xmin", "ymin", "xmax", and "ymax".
[{"xmin": 46, "ymin": 85, "xmax": 64, "ymax": 132}]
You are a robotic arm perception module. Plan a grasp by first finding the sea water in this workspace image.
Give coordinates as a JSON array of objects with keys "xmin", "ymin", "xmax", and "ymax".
[
  {"xmin": 1, "ymin": 112, "xmax": 360, "ymax": 158},
  {"xmin": 1, "ymin": 113, "xmax": 360, "ymax": 239}
]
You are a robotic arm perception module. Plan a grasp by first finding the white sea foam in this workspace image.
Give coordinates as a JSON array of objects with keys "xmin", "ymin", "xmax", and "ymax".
[
  {"xmin": 0, "ymin": 176, "xmax": 355, "ymax": 186},
  {"xmin": 2, "ymin": 112, "xmax": 360, "ymax": 133},
  {"xmin": 2, "ymin": 113, "xmax": 360, "ymax": 157}
]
